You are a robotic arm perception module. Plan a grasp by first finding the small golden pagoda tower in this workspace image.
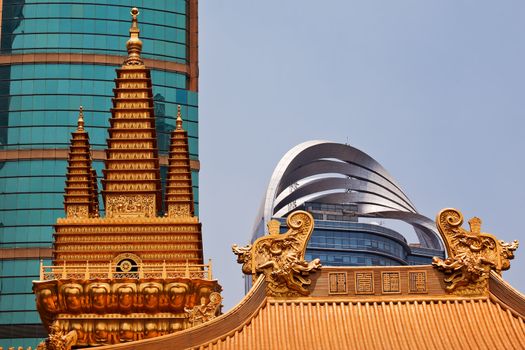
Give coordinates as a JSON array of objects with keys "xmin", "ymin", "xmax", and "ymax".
[{"xmin": 33, "ymin": 8, "xmax": 221, "ymax": 350}]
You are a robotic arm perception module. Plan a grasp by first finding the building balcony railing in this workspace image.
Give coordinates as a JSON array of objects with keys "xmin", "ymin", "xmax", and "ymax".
[{"xmin": 39, "ymin": 259, "xmax": 213, "ymax": 281}]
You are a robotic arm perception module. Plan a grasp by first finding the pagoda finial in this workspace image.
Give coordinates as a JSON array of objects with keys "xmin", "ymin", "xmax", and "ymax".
[
  {"xmin": 125, "ymin": 7, "xmax": 143, "ymax": 65},
  {"xmin": 77, "ymin": 106, "xmax": 84, "ymax": 131},
  {"xmin": 176, "ymin": 105, "xmax": 183, "ymax": 131}
]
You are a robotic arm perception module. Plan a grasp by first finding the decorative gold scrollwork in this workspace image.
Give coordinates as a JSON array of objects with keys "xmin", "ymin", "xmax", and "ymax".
[
  {"xmin": 432, "ymin": 208, "xmax": 519, "ymax": 295},
  {"xmin": 36, "ymin": 321, "xmax": 78, "ymax": 350},
  {"xmin": 232, "ymin": 210, "xmax": 321, "ymax": 297},
  {"xmin": 34, "ymin": 278, "xmax": 222, "ymax": 347},
  {"xmin": 185, "ymin": 291, "xmax": 222, "ymax": 326},
  {"xmin": 105, "ymin": 194, "xmax": 155, "ymax": 218}
]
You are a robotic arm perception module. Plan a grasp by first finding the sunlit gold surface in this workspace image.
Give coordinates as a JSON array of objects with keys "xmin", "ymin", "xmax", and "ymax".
[
  {"xmin": 91, "ymin": 266, "xmax": 525, "ymax": 350},
  {"xmin": 432, "ymin": 208, "xmax": 519, "ymax": 295},
  {"xmin": 124, "ymin": 8, "xmax": 143, "ymax": 66},
  {"xmin": 32, "ymin": 8, "xmax": 216, "ymax": 349},
  {"xmin": 165, "ymin": 105, "xmax": 195, "ymax": 218},
  {"xmin": 33, "ymin": 276, "xmax": 221, "ymax": 347},
  {"xmin": 233, "ymin": 211, "xmax": 321, "ymax": 297},
  {"xmin": 63, "ymin": 107, "xmax": 98, "ymax": 219}
]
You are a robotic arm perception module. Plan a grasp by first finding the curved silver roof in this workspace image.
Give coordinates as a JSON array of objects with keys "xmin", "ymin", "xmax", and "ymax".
[{"xmin": 255, "ymin": 140, "xmax": 443, "ymax": 250}]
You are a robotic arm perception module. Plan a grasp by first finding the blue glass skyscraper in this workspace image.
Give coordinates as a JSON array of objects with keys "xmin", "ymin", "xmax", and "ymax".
[{"xmin": 0, "ymin": 1, "xmax": 199, "ymax": 347}]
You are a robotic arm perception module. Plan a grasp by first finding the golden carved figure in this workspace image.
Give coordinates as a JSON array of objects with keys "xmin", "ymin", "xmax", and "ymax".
[
  {"xmin": 61, "ymin": 284, "xmax": 84, "ymax": 313},
  {"xmin": 140, "ymin": 282, "xmax": 162, "ymax": 312},
  {"xmin": 119, "ymin": 321, "xmax": 135, "ymax": 342},
  {"xmin": 36, "ymin": 321, "xmax": 77, "ymax": 350},
  {"xmin": 87, "ymin": 283, "xmax": 111, "ymax": 313},
  {"xmin": 34, "ymin": 277, "xmax": 221, "ymax": 346},
  {"xmin": 432, "ymin": 208, "xmax": 519, "ymax": 295},
  {"xmin": 39, "ymin": 288, "xmax": 59, "ymax": 313},
  {"xmin": 185, "ymin": 292, "xmax": 222, "ymax": 326},
  {"xmin": 114, "ymin": 283, "xmax": 136, "ymax": 313},
  {"xmin": 233, "ymin": 210, "xmax": 321, "ymax": 297},
  {"xmin": 166, "ymin": 282, "xmax": 189, "ymax": 310}
]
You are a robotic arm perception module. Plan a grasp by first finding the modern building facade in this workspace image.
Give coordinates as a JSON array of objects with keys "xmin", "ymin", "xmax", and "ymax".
[
  {"xmin": 250, "ymin": 141, "xmax": 444, "ymax": 290},
  {"xmin": 299, "ymin": 202, "xmax": 441, "ymax": 266},
  {"xmin": 0, "ymin": 1, "xmax": 199, "ymax": 347}
]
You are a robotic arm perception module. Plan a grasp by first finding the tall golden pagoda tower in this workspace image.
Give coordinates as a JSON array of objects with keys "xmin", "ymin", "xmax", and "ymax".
[{"xmin": 32, "ymin": 8, "xmax": 221, "ymax": 350}]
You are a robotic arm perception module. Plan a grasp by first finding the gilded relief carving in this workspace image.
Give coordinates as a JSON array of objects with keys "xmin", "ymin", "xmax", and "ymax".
[
  {"xmin": 105, "ymin": 194, "xmax": 155, "ymax": 218},
  {"xmin": 35, "ymin": 279, "xmax": 221, "ymax": 324},
  {"xmin": 166, "ymin": 282, "xmax": 189, "ymax": 310},
  {"xmin": 140, "ymin": 282, "xmax": 162, "ymax": 312},
  {"xmin": 185, "ymin": 292, "xmax": 222, "ymax": 326},
  {"xmin": 36, "ymin": 321, "xmax": 78, "ymax": 350},
  {"xmin": 168, "ymin": 204, "xmax": 191, "ymax": 217},
  {"xmin": 88, "ymin": 283, "xmax": 111, "ymax": 313},
  {"xmin": 34, "ymin": 278, "xmax": 222, "ymax": 347},
  {"xmin": 34, "ymin": 284, "xmax": 60, "ymax": 326},
  {"xmin": 232, "ymin": 211, "xmax": 321, "ymax": 297},
  {"xmin": 114, "ymin": 283, "xmax": 137, "ymax": 313},
  {"xmin": 328, "ymin": 272, "xmax": 347, "ymax": 295},
  {"xmin": 61, "ymin": 284, "xmax": 84, "ymax": 313},
  {"xmin": 355, "ymin": 272, "xmax": 374, "ymax": 294},
  {"xmin": 432, "ymin": 208, "xmax": 519, "ymax": 295},
  {"xmin": 408, "ymin": 271, "xmax": 427, "ymax": 293},
  {"xmin": 381, "ymin": 272, "xmax": 400, "ymax": 294}
]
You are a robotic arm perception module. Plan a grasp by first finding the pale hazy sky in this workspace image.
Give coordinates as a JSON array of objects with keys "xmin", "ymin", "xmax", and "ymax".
[{"xmin": 198, "ymin": 1, "xmax": 525, "ymax": 309}]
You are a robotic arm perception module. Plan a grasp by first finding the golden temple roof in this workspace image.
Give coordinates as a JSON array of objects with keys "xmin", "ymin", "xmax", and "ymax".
[
  {"xmin": 92, "ymin": 269, "xmax": 525, "ymax": 350},
  {"xmin": 88, "ymin": 209, "xmax": 524, "ymax": 350},
  {"xmin": 34, "ymin": 5, "xmax": 525, "ymax": 350}
]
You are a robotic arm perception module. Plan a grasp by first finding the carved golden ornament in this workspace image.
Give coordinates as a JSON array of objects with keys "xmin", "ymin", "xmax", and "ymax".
[
  {"xmin": 36, "ymin": 321, "xmax": 78, "ymax": 350},
  {"xmin": 176, "ymin": 105, "xmax": 183, "ymax": 131},
  {"xmin": 432, "ymin": 208, "xmax": 519, "ymax": 295},
  {"xmin": 34, "ymin": 278, "xmax": 222, "ymax": 347},
  {"xmin": 65, "ymin": 206, "xmax": 89, "ymax": 218},
  {"xmin": 105, "ymin": 194, "xmax": 155, "ymax": 218},
  {"xmin": 232, "ymin": 210, "xmax": 321, "ymax": 297},
  {"xmin": 185, "ymin": 292, "xmax": 222, "ymax": 326},
  {"xmin": 76, "ymin": 106, "xmax": 84, "ymax": 131},
  {"xmin": 124, "ymin": 7, "xmax": 143, "ymax": 66},
  {"xmin": 168, "ymin": 204, "xmax": 191, "ymax": 218}
]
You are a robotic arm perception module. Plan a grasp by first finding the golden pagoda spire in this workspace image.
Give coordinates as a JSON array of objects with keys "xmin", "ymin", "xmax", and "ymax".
[
  {"xmin": 165, "ymin": 105, "xmax": 195, "ymax": 218},
  {"xmin": 125, "ymin": 7, "xmax": 144, "ymax": 66},
  {"xmin": 36, "ymin": 11, "xmax": 214, "ymax": 347},
  {"xmin": 102, "ymin": 9, "xmax": 162, "ymax": 218},
  {"xmin": 77, "ymin": 105, "xmax": 84, "ymax": 131},
  {"xmin": 176, "ymin": 105, "xmax": 183, "ymax": 130},
  {"xmin": 64, "ymin": 107, "xmax": 95, "ymax": 218},
  {"xmin": 90, "ymin": 167, "xmax": 100, "ymax": 217}
]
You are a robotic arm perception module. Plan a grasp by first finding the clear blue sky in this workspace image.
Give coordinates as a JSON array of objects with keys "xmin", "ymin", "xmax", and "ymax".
[{"xmin": 198, "ymin": 1, "xmax": 525, "ymax": 310}]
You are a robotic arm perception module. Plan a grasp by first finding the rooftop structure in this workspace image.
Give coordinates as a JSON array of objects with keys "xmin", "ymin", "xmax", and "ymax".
[
  {"xmin": 32, "ymin": 10, "xmax": 220, "ymax": 349},
  {"xmin": 0, "ymin": 1, "xmax": 199, "ymax": 347},
  {"xmin": 86, "ymin": 208, "xmax": 522, "ymax": 350},
  {"xmin": 249, "ymin": 141, "xmax": 445, "ymax": 293},
  {"xmin": 253, "ymin": 140, "xmax": 442, "ymax": 250}
]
